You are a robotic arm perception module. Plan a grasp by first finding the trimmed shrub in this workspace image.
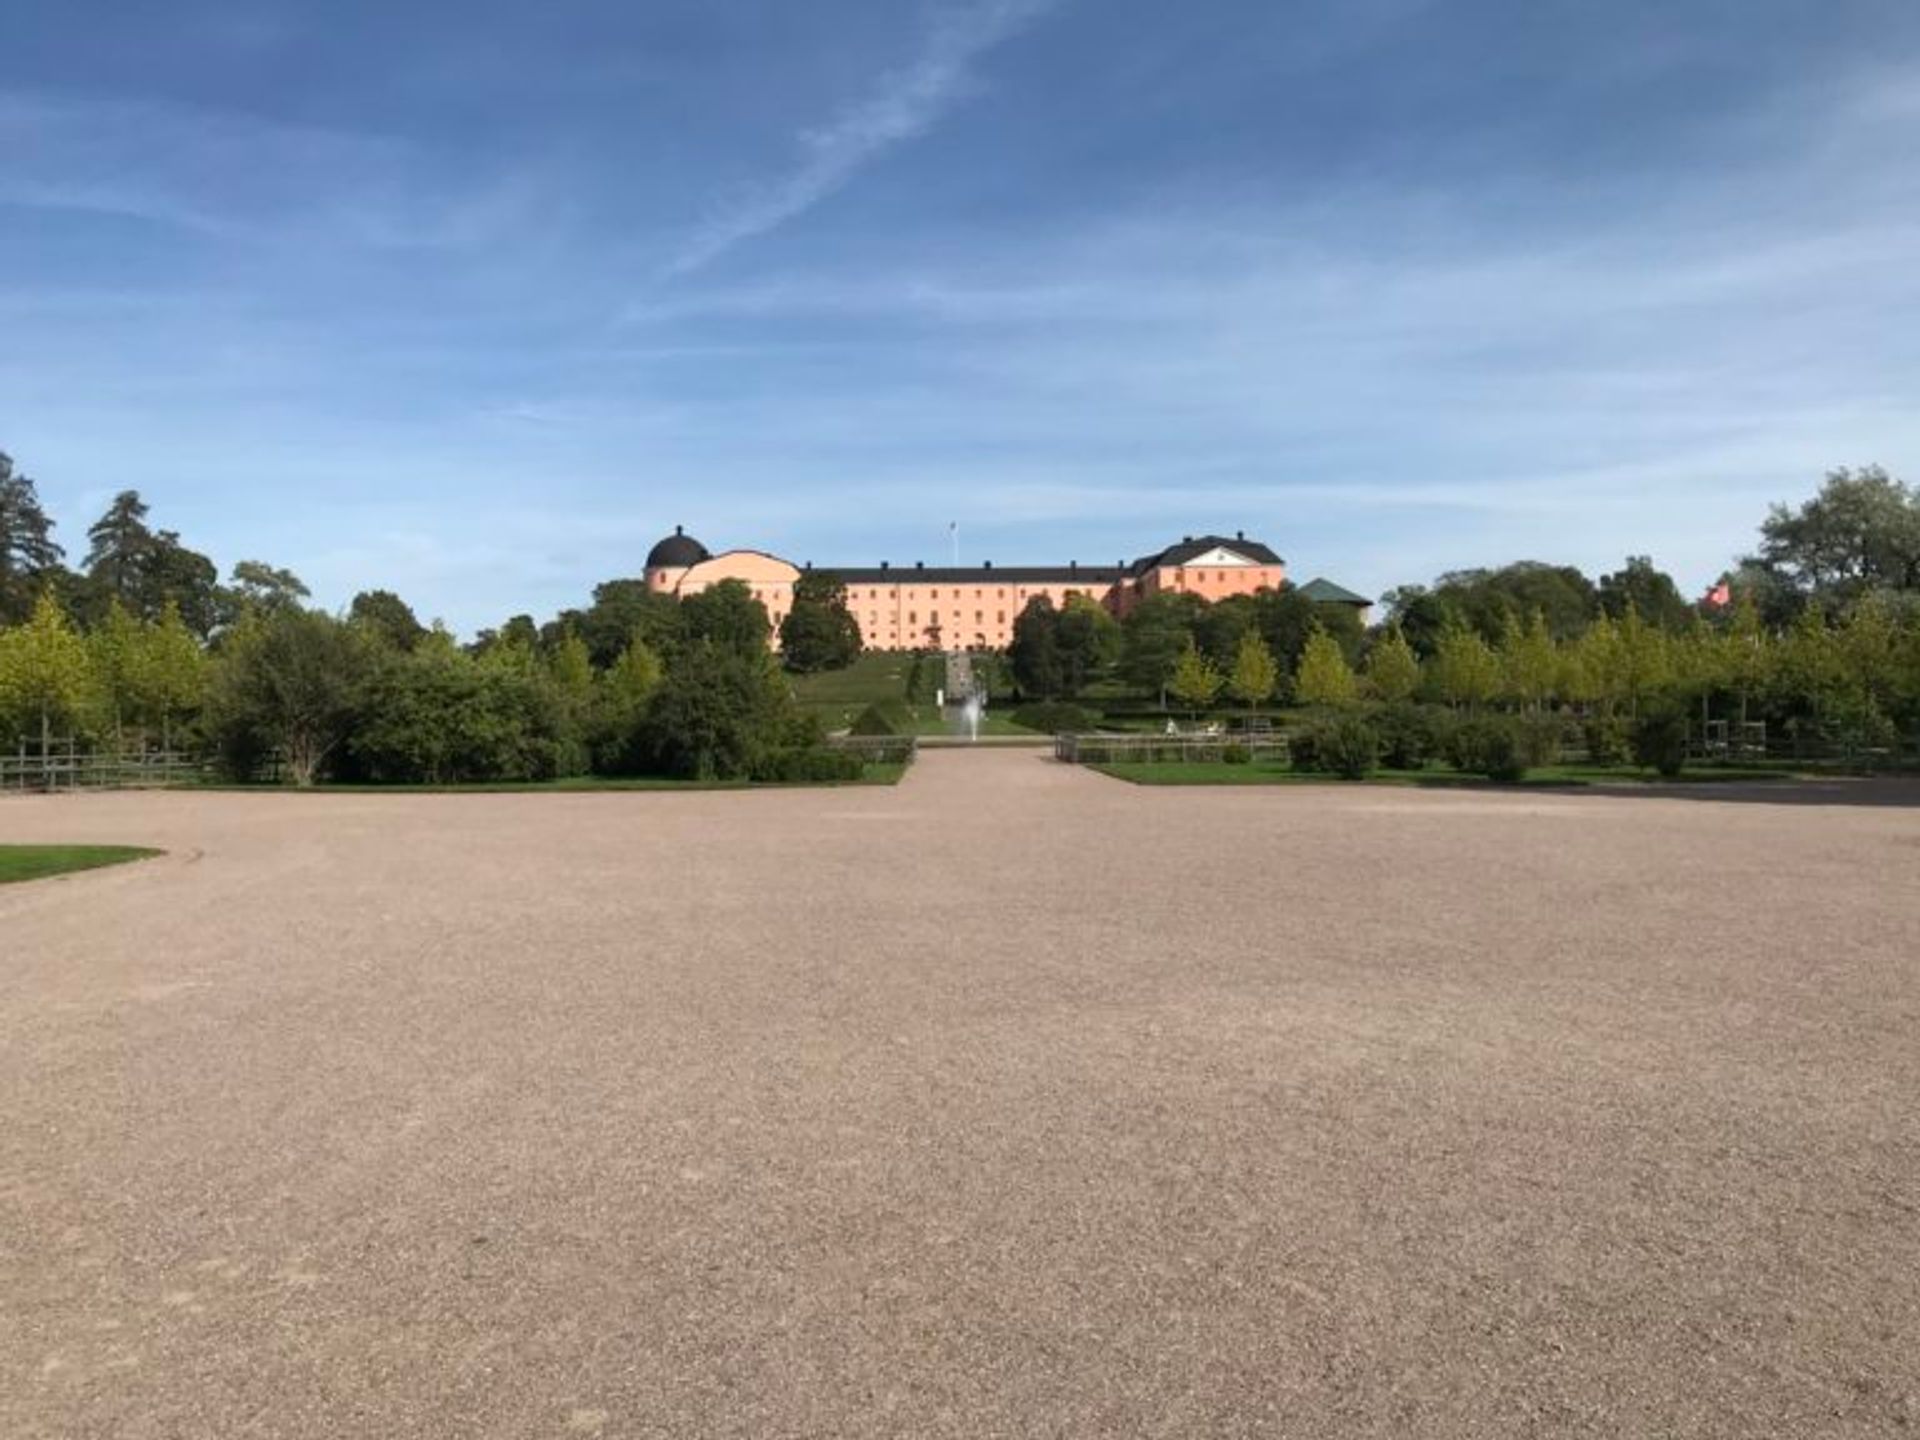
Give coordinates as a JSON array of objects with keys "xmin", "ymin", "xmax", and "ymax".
[
  {"xmin": 1011, "ymin": 701, "xmax": 1100, "ymax": 734},
  {"xmin": 1292, "ymin": 712, "xmax": 1380, "ymax": 780},
  {"xmin": 1447, "ymin": 714, "xmax": 1529, "ymax": 782},
  {"xmin": 1631, "ymin": 711, "xmax": 1689, "ymax": 777},
  {"xmin": 1221, "ymin": 741, "xmax": 1252, "ymax": 765},
  {"xmin": 1376, "ymin": 703, "xmax": 1443, "ymax": 770},
  {"xmin": 751, "ymin": 746, "xmax": 868, "ymax": 783}
]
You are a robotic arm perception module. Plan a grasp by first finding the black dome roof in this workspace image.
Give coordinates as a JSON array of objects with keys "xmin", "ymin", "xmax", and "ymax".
[{"xmin": 646, "ymin": 526, "xmax": 710, "ymax": 570}]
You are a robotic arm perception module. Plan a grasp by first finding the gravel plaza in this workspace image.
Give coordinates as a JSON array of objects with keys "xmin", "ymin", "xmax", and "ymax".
[{"xmin": 3, "ymin": 751, "xmax": 1917, "ymax": 1437}]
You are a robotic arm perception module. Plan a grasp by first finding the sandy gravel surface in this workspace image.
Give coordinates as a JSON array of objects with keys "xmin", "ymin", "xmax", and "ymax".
[{"xmin": 3, "ymin": 755, "xmax": 1918, "ymax": 1438}]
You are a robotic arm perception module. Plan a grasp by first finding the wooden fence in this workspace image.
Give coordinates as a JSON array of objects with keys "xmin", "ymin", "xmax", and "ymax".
[{"xmin": 1, "ymin": 740, "xmax": 207, "ymax": 793}]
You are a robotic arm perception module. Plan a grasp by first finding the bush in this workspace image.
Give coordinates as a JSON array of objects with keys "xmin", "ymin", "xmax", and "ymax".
[
  {"xmin": 1631, "ymin": 711, "xmax": 1689, "ymax": 777},
  {"xmin": 1376, "ymin": 703, "xmax": 1443, "ymax": 770},
  {"xmin": 1222, "ymin": 741, "xmax": 1251, "ymax": 765},
  {"xmin": 1447, "ymin": 714, "xmax": 1530, "ymax": 782},
  {"xmin": 1291, "ymin": 712, "xmax": 1379, "ymax": 780},
  {"xmin": 1583, "ymin": 713, "xmax": 1631, "ymax": 766},
  {"xmin": 751, "ymin": 746, "xmax": 868, "ymax": 783},
  {"xmin": 1010, "ymin": 701, "xmax": 1100, "ymax": 734}
]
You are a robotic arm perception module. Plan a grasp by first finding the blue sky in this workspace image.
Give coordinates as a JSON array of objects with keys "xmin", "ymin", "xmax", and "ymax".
[{"xmin": 3, "ymin": 0, "xmax": 1917, "ymax": 630}]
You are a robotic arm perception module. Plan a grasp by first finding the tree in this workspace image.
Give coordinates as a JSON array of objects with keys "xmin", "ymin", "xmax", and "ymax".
[
  {"xmin": 349, "ymin": 590, "xmax": 427, "ymax": 652},
  {"xmin": 779, "ymin": 571, "xmax": 863, "ymax": 673},
  {"xmin": 1598, "ymin": 556, "xmax": 1693, "ymax": 632},
  {"xmin": 1293, "ymin": 622, "xmax": 1358, "ymax": 707},
  {"xmin": 0, "ymin": 452, "xmax": 66, "ymax": 625},
  {"xmin": 680, "ymin": 579, "xmax": 770, "ymax": 657},
  {"xmin": 569, "ymin": 580, "xmax": 685, "ymax": 668},
  {"xmin": 1748, "ymin": 466, "xmax": 1920, "ymax": 604},
  {"xmin": 1363, "ymin": 625, "xmax": 1422, "ymax": 703},
  {"xmin": 87, "ymin": 598, "xmax": 149, "ymax": 744},
  {"xmin": 1008, "ymin": 596, "xmax": 1066, "ymax": 699},
  {"xmin": 1420, "ymin": 562, "xmax": 1599, "ymax": 644},
  {"xmin": 1120, "ymin": 591, "xmax": 1204, "ymax": 705},
  {"xmin": 0, "ymin": 590, "xmax": 94, "ymax": 750},
  {"xmin": 590, "ymin": 634, "xmax": 666, "ymax": 771},
  {"xmin": 1498, "ymin": 610, "xmax": 1560, "ymax": 712},
  {"xmin": 145, "ymin": 601, "xmax": 207, "ymax": 750},
  {"xmin": 226, "ymin": 560, "xmax": 311, "ymax": 617},
  {"xmin": 1431, "ymin": 619, "xmax": 1500, "ymax": 709},
  {"xmin": 1055, "ymin": 593, "xmax": 1121, "ymax": 696},
  {"xmin": 83, "ymin": 490, "xmax": 153, "ymax": 604},
  {"xmin": 636, "ymin": 642, "xmax": 798, "ymax": 780},
  {"xmin": 1168, "ymin": 638, "xmax": 1223, "ymax": 715},
  {"xmin": 208, "ymin": 608, "xmax": 371, "ymax": 785},
  {"xmin": 1226, "ymin": 630, "xmax": 1278, "ymax": 708}
]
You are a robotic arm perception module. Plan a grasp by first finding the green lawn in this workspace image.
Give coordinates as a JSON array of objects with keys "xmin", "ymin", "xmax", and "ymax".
[
  {"xmin": 0, "ymin": 845, "xmax": 160, "ymax": 884},
  {"xmin": 1091, "ymin": 761, "xmax": 1796, "ymax": 788},
  {"xmin": 789, "ymin": 651, "xmax": 1034, "ymax": 736}
]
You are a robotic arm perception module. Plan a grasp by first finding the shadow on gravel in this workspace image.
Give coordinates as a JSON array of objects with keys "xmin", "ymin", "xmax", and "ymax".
[{"xmin": 1507, "ymin": 778, "xmax": 1920, "ymax": 809}]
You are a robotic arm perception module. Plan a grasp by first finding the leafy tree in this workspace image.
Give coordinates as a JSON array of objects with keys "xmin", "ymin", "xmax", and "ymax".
[
  {"xmin": 0, "ymin": 590, "xmax": 94, "ymax": 749},
  {"xmin": 83, "ymin": 490, "xmax": 153, "ymax": 604},
  {"xmin": 87, "ymin": 599, "xmax": 148, "ymax": 744},
  {"xmin": 349, "ymin": 590, "xmax": 427, "ymax": 652},
  {"xmin": 636, "ymin": 642, "xmax": 800, "ymax": 780},
  {"xmin": 1168, "ymin": 638, "xmax": 1223, "ymax": 715},
  {"xmin": 1422, "ymin": 562, "xmax": 1599, "ymax": 644},
  {"xmin": 225, "ymin": 560, "xmax": 311, "ymax": 617},
  {"xmin": 1498, "ymin": 610, "xmax": 1560, "ymax": 712},
  {"xmin": 1009, "ymin": 595, "xmax": 1066, "ymax": 699},
  {"xmin": 0, "ymin": 452, "xmax": 66, "ymax": 625},
  {"xmin": 1748, "ymin": 466, "xmax": 1920, "ymax": 604},
  {"xmin": 1363, "ymin": 624, "xmax": 1422, "ymax": 703},
  {"xmin": 1056, "ymin": 593, "xmax": 1121, "ymax": 696},
  {"xmin": 680, "ymin": 579, "xmax": 770, "ymax": 657},
  {"xmin": 590, "ymin": 634, "xmax": 666, "ymax": 771},
  {"xmin": 208, "ymin": 608, "xmax": 372, "ymax": 785},
  {"xmin": 779, "ymin": 571, "xmax": 863, "ymax": 673},
  {"xmin": 1227, "ymin": 630, "xmax": 1279, "ymax": 708},
  {"xmin": 1598, "ymin": 556, "xmax": 1693, "ymax": 632},
  {"xmin": 145, "ymin": 601, "xmax": 207, "ymax": 750},
  {"xmin": 569, "ymin": 580, "xmax": 685, "ymax": 668},
  {"xmin": 1293, "ymin": 622, "xmax": 1359, "ymax": 707},
  {"xmin": 1431, "ymin": 619, "xmax": 1500, "ymax": 709},
  {"xmin": 1120, "ymin": 591, "xmax": 1205, "ymax": 705}
]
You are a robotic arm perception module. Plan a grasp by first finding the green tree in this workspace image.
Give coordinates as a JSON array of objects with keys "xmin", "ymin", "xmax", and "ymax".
[
  {"xmin": 208, "ymin": 608, "xmax": 372, "ymax": 785},
  {"xmin": 83, "ymin": 490, "xmax": 153, "ymax": 605},
  {"xmin": 145, "ymin": 601, "xmax": 207, "ymax": 750},
  {"xmin": 1363, "ymin": 624, "xmax": 1422, "ymax": 703},
  {"xmin": 779, "ymin": 571, "xmax": 863, "ymax": 673},
  {"xmin": 1056, "ymin": 593, "xmax": 1121, "ymax": 696},
  {"xmin": 1120, "ymin": 591, "xmax": 1205, "ymax": 705},
  {"xmin": 1009, "ymin": 596, "xmax": 1066, "ymax": 699},
  {"xmin": 681, "ymin": 579, "xmax": 770, "ymax": 657},
  {"xmin": 1598, "ymin": 556, "xmax": 1693, "ymax": 632},
  {"xmin": 87, "ymin": 598, "xmax": 149, "ymax": 744},
  {"xmin": 1168, "ymin": 638, "xmax": 1223, "ymax": 715},
  {"xmin": 1293, "ymin": 622, "xmax": 1359, "ymax": 707},
  {"xmin": 1226, "ymin": 630, "xmax": 1278, "ymax": 708},
  {"xmin": 1749, "ymin": 465, "xmax": 1920, "ymax": 605},
  {"xmin": 1431, "ymin": 619, "xmax": 1500, "ymax": 709},
  {"xmin": 349, "ymin": 590, "xmax": 427, "ymax": 652},
  {"xmin": 1498, "ymin": 609, "xmax": 1560, "ymax": 711},
  {"xmin": 0, "ymin": 452, "xmax": 66, "ymax": 625},
  {"xmin": 636, "ymin": 642, "xmax": 803, "ymax": 780},
  {"xmin": 0, "ymin": 590, "xmax": 94, "ymax": 750},
  {"xmin": 223, "ymin": 560, "xmax": 311, "ymax": 623}
]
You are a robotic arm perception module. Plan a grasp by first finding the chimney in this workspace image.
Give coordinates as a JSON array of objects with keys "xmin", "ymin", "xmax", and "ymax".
[
  {"xmin": 915, "ymin": 560, "xmax": 924, "ymax": 570},
  {"xmin": 1236, "ymin": 529, "xmax": 1245, "ymax": 541},
  {"xmin": 984, "ymin": 559, "xmax": 993, "ymax": 570},
  {"xmin": 881, "ymin": 560, "xmax": 890, "ymax": 570},
  {"xmin": 1070, "ymin": 560, "xmax": 1078, "ymax": 572},
  {"xmin": 675, "ymin": 524, "xmax": 684, "ymax": 536}
]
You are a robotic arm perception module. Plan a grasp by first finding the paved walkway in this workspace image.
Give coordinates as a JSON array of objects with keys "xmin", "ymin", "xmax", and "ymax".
[{"xmin": 3, "ymin": 754, "xmax": 1918, "ymax": 1437}]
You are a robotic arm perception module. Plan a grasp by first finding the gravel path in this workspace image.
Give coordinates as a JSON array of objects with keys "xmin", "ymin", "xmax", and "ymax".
[{"xmin": 3, "ymin": 755, "xmax": 1917, "ymax": 1437}]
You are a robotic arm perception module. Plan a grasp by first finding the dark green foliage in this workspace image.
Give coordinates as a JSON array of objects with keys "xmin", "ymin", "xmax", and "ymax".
[
  {"xmin": 349, "ymin": 590, "xmax": 427, "ymax": 651},
  {"xmin": 78, "ymin": 490, "xmax": 221, "ymax": 636},
  {"xmin": 346, "ymin": 646, "xmax": 576, "ymax": 784},
  {"xmin": 1010, "ymin": 700, "xmax": 1100, "ymax": 733},
  {"xmin": 750, "ymin": 746, "xmax": 867, "ymax": 783},
  {"xmin": 1598, "ymin": 556, "xmax": 1694, "ymax": 632},
  {"xmin": 634, "ymin": 642, "xmax": 801, "ymax": 781},
  {"xmin": 0, "ymin": 452, "xmax": 66, "ymax": 625},
  {"xmin": 681, "ymin": 579, "xmax": 770, "ymax": 657},
  {"xmin": 1747, "ymin": 466, "xmax": 1920, "ymax": 607},
  {"xmin": 1291, "ymin": 712, "xmax": 1379, "ymax": 780},
  {"xmin": 1376, "ymin": 703, "xmax": 1444, "ymax": 769},
  {"xmin": 1445, "ymin": 714, "xmax": 1558, "ymax": 782},
  {"xmin": 1119, "ymin": 591, "xmax": 1207, "ymax": 702},
  {"xmin": 208, "ymin": 608, "xmax": 375, "ymax": 785},
  {"xmin": 1387, "ymin": 563, "xmax": 1599, "ymax": 650},
  {"xmin": 1221, "ymin": 741, "xmax": 1252, "ymax": 765},
  {"xmin": 1631, "ymin": 710, "xmax": 1690, "ymax": 777},
  {"xmin": 780, "ymin": 571, "xmax": 863, "ymax": 673},
  {"xmin": 1008, "ymin": 596, "xmax": 1065, "ymax": 698},
  {"xmin": 553, "ymin": 581, "xmax": 685, "ymax": 668}
]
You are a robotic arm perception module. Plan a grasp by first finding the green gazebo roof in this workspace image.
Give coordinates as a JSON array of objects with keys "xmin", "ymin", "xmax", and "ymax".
[{"xmin": 1297, "ymin": 577, "xmax": 1373, "ymax": 606}]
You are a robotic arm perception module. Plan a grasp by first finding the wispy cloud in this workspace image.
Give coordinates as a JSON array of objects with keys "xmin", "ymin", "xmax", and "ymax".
[{"xmin": 662, "ymin": 0, "xmax": 1061, "ymax": 277}]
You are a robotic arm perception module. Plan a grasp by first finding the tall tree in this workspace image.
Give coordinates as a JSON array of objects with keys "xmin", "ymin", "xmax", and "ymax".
[
  {"xmin": 1748, "ymin": 466, "xmax": 1920, "ymax": 604},
  {"xmin": 226, "ymin": 560, "xmax": 311, "ymax": 614},
  {"xmin": 1498, "ymin": 610, "xmax": 1560, "ymax": 711},
  {"xmin": 1598, "ymin": 556, "xmax": 1693, "ymax": 632},
  {"xmin": 208, "ymin": 608, "xmax": 371, "ymax": 785},
  {"xmin": 0, "ymin": 590, "xmax": 94, "ymax": 750},
  {"xmin": 1120, "ymin": 591, "xmax": 1204, "ymax": 705},
  {"xmin": 1226, "ymin": 630, "xmax": 1278, "ymax": 708},
  {"xmin": 83, "ymin": 490, "xmax": 154, "ymax": 605},
  {"xmin": 680, "ymin": 579, "xmax": 770, "ymax": 657},
  {"xmin": 0, "ymin": 452, "xmax": 66, "ymax": 624},
  {"xmin": 349, "ymin": 590, "xmax": 427, "ymax": 651},
  {"xmin": 1008, "ymin": 596, "xmax": 1066, "ymax": 699},
  {"xmin": 1055, "ymin": 593, "xmax": 1121, "ymax": 697},
  {"xmin": 1363, "ymin": 624, "xmax": 1422, "ymax": 703},
  {"xmin": 1168, "ymin": 638, "xmax": 1223, "ymax": 716},
  {"xmin": 1293, "ymin": 623, "xmax": 1359, "ymax": 707},
  {"xmin": 1431, "ymin": 619, "xmax": 1500, "ymax": 710},
  {"xmin": 779, "ymin": 571, "xmax": 863, "ymax": 673}
]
